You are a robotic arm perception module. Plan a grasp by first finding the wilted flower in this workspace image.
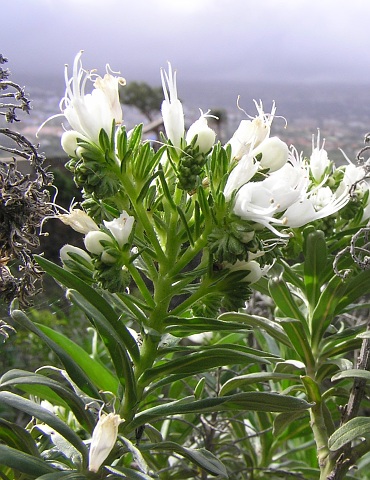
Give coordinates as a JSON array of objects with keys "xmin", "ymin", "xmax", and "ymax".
[
  {"xmin": 88, "ymin": 412, "xmax": 121, "ymax": 472},
  {"xmin": 160, "ymin": 62, "xmax": 185, "ymax": 149},
  {"xmin": 59, "ymin": 208, "xmax": 99, "ymax": 234},
  {"xmin": 103, "ymin": 211, "xmax": 135, "ymax": 248},
  {"xmin": 186, "ymin": 109, "xmax": 217, "ymax": 154}
]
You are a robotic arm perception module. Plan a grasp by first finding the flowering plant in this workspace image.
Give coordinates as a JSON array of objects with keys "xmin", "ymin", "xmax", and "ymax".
[{"xmin": 2, "ymin": 52, "xmax": 370, "ymax": 479}]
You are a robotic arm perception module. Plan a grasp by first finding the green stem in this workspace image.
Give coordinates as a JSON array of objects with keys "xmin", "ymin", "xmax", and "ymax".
[{"xmin": 126, "ymin": 261, "xmax": 155, "ymax": 309}]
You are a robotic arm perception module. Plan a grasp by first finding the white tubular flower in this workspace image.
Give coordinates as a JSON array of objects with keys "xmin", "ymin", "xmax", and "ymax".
[
  {"xmin": 186, "ymin": 109, "xmax": 216, "ymax": 154},
  {"xmin": 309, "ymin": 131, "xmax": 331, "ymax": 183},
  {"xmin": 59, "ymin": 209, "xmax": 99, "ymax": 234},
  {"xmin": 60, "ymin": 244, "xmax": 92, "ymax": 264},
  {"xmin": 232, "ymin": 149, "xmax": 309, "ymax": 235},
  {"xmin": 103, "ymin": 211, "xmax": 135, "ymax": 248},
  {"xmin": 224, "ymin": 154, "xmax": 260, "ymax": 201},
  {"xmin": 251, "ymin": 136, "xmax": 289, "ymax": 172},
  {"xmin": 84, "ymin": 231, "xmax": 113, "ymax": 255},
  {"xmin": 226, "ymin": 260, "xmax": 264, "ymax": 284},
  {"xmin": 226, "ymin": 100, "xmax": 276, "ymax": 160},
  {"xmin": 160, "ymin": 62, "xmax": 185, "ymax": 149},
  {"xmin": 88, "ymin": 413, "xmax": 121, "ymax": 472},
  {"xmin": 59, "ymin": 51, "xmax": 125, "ymax": 145},
  {"xmin": 283, "ymin": 187, "xmax": 350, "ymax": 228}
]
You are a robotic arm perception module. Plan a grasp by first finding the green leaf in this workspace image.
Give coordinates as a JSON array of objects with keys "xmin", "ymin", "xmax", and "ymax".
[
  {"xmin": 220, "ymin": 372, "xmax": 300, "ymax": 396},
  {"xmin": 0, "ymin": 392, "xmax": 88, "ymax": 460},
  {"xmin": 328, "ymin": 417, "xmax": 370, "ymax": 451},
  {"xmin": 35, "ymin": 324, "xmax": 119, "ymax": 394},
  {"xmin": 0, "ymin": 418, "xmax": 40, "ymax": 457},
  {"xmin": 303, "ymin": 229, "xmax": 327, "ymax": 307},
  {"xmin": 145, "ymin": 441, "xmax": 228, "ymax": 478},
  {"xmin": 219, "ymin": 312, "xmax": 291, "ymax": 346},
  {"xmin": 311, "ymin": 272, "xmax": 347, "ymax": 347},
  {"xmin": 164, "ymin": 315, "xmax": 253, "ymax": 337},
  {"xmin": 35, "ymin": 256, "xmax": 140, "ymax": 363},
  {"xmin": 335, "ymin": 269, "xmax": 370, "ymax": 314},
  {"xmin": 331, "ymin": 369, "xmax": 370, "ymax": 382},
  {"xmin": 105, "ymin": 466, "xmax": 154, "ymax": 479},
  {"xmin": 0, "ymin": 369, "xmax": 95, "ymax": 432},
  {"xmin": 37, "ymin": 474, "xmax": 87, "ymax": 480},
  {"xmin": 0, "ymin": 444, "xmax": 55, "ymax": 476},
  {"xmin": 138, "ymin": 347, "xmax": 272, "ymax": 386},
  {"xmin": 67, "ymin": 290, "xmax": 137, "ymax": 408},
  {"xmin": 278, "ymin": 317, "xmax": 315, "ymax": 368},
  {"xmin": 125, "ymin": 393, "xmax": 313, "ymax": 431},
  {"xmin": 268, "ymin": 276, "xmax": 307, "ymax": 325},
  {"xmin": 10, "ymin": 307, "xmax": 100, "ymax": 399},
  {"xmin": 273, "ymin": 410, "xmax": 309, "ymax": 437}
]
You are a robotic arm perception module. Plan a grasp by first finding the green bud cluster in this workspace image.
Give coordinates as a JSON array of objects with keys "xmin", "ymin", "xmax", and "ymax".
[
  {"xmin": 177, "ymin": 145, "xmax": 207, "ymax": 191},
  {"xmin": 208, "ymin": 216, "xmax": 258, "ymax": 264},
  {"xmin": 92, "ymin": 256, "xmax": 131, "ymax": 293},
  {"xmin": 66, "ymin": 155, "xmax": 121, "ymax": 199}
]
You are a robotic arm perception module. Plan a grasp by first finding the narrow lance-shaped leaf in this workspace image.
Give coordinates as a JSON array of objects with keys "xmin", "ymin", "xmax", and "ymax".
[
  {"xmin": 124, "ymin": 392, "xmax": 313, "ymax": 432},
  {"xmin": 67, "ymin": 289, "xmax": 137, "ymax": 411},
  {"xmin": 0, "ymin": 392, "xmax": 88, "ymax": 460},
  {"xmin": 0, "ymin": 444, "xmax": 55, "ymax": 476},
  {"xmin": 10, "ymin": 306, "xmax": 100, "ymax": 399},
  {"xmin": 35, "ymin": 256, "xmax": 140, "ymax": 363},
  {"xmin": 329, "ymin": 417, "xmax": 370, "ymax": 451},
  {"xmin": 268, "ymin": 275, "xmax": 307, "ymax": 327}
]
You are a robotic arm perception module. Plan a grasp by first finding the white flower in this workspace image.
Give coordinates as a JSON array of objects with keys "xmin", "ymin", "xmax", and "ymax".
[
  {"xmin": 283, "ymin": 186, "xmax": 350, "ymax": 228},
  {"xmin": 84, "ymin": 231, "xmax": 113, "ymax": 255},
  {"xmin": 186, "ymin": 109, "xmax": 216, "ymax": 154},
  {"xmin": 59, "ymin": 51, "xmax": 125, "ymax": 145},
  {"xmin": 59, "ymin": 209, "xmax": 99, "ymax": 234},
  {"xmin": 226, "ymin": 100, "xmax": 276, "ymax": 161},
  {"xmin": 104, "ymin": 211, "xmax": 135, "ymax": 248},
  {"xmin": 251, "ymin": 136, "xmax": 289, "ymax": 172},
  {"xmin": 232, "ymin": 149, "xmax": 309, "ymax": 235},
  {"xmin": 225, "ymin": 260, "xmax": 264, "ymax": 284},
  {"xmin": 310, "ymin": 131, "xmax": 331, "ymax": 183},
  {"xmin": 224, "ymin": 154, "xmax": 260, "ymax": 200},
  {"xmin": 88, "ymin": 413, "xmax": 121, "ymax": 472},
  {"xmin": 160, "ymin": 62, "xmax": 185, "ymax": 149}
]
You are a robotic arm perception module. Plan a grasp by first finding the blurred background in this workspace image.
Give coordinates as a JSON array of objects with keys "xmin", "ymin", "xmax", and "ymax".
[{"xmin": 3, "ymin": 0, "xmax": 370, "ymax": 162}]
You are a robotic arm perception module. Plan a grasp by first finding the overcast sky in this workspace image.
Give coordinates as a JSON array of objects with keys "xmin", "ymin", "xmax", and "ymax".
[{"xmin": 3, "ymin": 0, "xmax": 370, "ymax": 86}]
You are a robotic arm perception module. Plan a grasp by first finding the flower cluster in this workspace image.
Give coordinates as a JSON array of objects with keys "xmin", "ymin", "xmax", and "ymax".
[{"xmin": 54, "ymin": 52, "xmax": 369, "ymax": 308}]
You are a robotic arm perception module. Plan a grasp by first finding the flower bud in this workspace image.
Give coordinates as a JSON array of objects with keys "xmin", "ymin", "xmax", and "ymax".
[
  {"xmin": 103, "ymin": 211, "xmax": 135, "ymax": 248},
  {"xmin": 84, "ymin": 231, "xmax": 112, "ymax": 255},
  {"xmin": 61, "ymin": 130, "xmax": 89, "ymax": 157},
  {"xmin": 251, "ymin": 136, "xmax": 289, "ymax": 172},
  {"xmin": 186, "ymin": 112, "xmax": 216, "ymax": 154},
  {"xmin": 226, "ymin": 117, "xmax": 269, "ymax": 161},
  {"xmin": 59, "ymin": 209, "xmax": 99, "ymax": 234},
  {"xmin": 225, "ymin": 260, "xmax": 263, "ymax": 284},
  {"xmin": 88, "ymin": 413, "xmax": 121, "ymax": 472},
  {"xmin": 60, "ymin": 244, "xmax": 92, "ymax": 264}
]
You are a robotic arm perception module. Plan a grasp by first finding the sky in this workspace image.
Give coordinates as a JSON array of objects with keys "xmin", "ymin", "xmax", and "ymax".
[{"xmin": 3, "ymin": 0, "xmax": 370, "ymax": 87}]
